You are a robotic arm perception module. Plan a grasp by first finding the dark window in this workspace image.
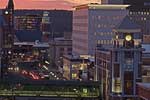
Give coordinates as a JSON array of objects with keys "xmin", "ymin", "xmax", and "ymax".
[
  {"xmin": 115, "ymin": 52, "xmax": 118, "ymax": 62},
  {"xmin": 114, "ymin": 64, "xmax": 120, "ymax": 77},
  {"xmin": 124, "ymin": 71, "xmax": 134, "ymax": 95}
]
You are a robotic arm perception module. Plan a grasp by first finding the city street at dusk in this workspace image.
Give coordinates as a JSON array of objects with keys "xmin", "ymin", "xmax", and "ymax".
[{"xmin": 0, "ymin": 0, "xmax": 150, "ymax": 100}]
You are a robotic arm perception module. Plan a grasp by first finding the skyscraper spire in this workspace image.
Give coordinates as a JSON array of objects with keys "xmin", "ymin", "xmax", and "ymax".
[{"xmin": 7, "ymin": 0, "xmax": 14, "ymax": 11}]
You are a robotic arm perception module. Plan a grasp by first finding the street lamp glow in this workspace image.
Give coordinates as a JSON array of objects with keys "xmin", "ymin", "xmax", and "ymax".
[
  {"xmin": 8, "ymin": 51, "xmax": 11, "ymax": 54},
  {"xmin": 45, "ymin": 61, "xmax": 50, "ymax": 64},
  {"xmin": 43, "ymin": 65, "xmax": 48, "ymax": 70},
  {"xmin": 5, "ymin": 11, "xmax": 9, "ymax": 14}
]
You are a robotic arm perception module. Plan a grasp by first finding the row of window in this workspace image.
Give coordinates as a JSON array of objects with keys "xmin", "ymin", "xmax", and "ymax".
[
  {"xmin": 73, "ymin": 43, "xmax": 88, "ymax": 51},
  {"xmin": 129, "ymin": 11, "xmax": 150, "ymax": 15},
  {"xmin": 130, "ymin": 17, "xmax": 147, "ymax": 21},
  {"xmin": 73, "ymin": 36, "xmax": 88, "ymax": 43},
  {"xmin": 97, "ymin": 40, "xmax": 113, "ymax": 45},
  {"xmin": 73, "ymin": 15, "xmax": 88, "ymax": 19},
  {"xmin": 59, "ymin": 48, "xmax": 72, "ymax": 52},
  {"xmin": 94, "ymin": 32, "xmax": 114, "ymax": 36},
  {"xmin": 97, "ymin": 24, "xmax": 115, "ymax": 28},
  {"xmin": 92, "ymin": 15, "xmax": 124, "ymax": 20}
]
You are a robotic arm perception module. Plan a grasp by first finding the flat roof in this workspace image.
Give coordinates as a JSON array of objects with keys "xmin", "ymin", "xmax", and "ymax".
[
  {"xmin": 142, "ymin": 44, "xmax": 150, "ymax": 53},
  {"xmin": 14, "ymin": 42, "xmax": 34, "ymax": 46},
  {"xmin": 14, "ymin": 42, "xmax": 49, "ymax": 47},
  {"xmin": 74, "ymin": 3, "xmax": 130, "ymax": 10},
  {"xmin": 137, "ymin": 83, "xmax": 150, "ymax": 91}
]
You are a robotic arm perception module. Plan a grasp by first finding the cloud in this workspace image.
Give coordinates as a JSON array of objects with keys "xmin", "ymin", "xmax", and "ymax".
[
  {"xmin": 32, "ymin": 0, "xmax": 100, "ymax": 4},
  {"xmin": 0, "ymin": 0, "xmax": 100, "ymax": 10}
]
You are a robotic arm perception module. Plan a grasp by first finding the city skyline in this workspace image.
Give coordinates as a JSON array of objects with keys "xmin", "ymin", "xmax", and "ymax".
[
  {"xmin": 0, "ymin": 0, "xmax": 100, "ymax": 10},
  {"xmin": 0, "ymin": 0, "xmax": 150, "ymax": 100}
]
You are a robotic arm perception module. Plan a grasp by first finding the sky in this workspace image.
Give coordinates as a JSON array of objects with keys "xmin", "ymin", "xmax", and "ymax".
[{"xmin": 0, "ymin": 0, "xmax": 100, "ymax": 10}]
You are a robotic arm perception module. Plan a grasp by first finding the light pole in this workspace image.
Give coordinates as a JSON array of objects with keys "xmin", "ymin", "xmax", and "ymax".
[{"xmin": 95, "ymin": 46, "xmax": 98, "ymax": 81}]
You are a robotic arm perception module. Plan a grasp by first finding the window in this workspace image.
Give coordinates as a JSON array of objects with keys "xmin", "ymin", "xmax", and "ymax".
[
  {"xmin": 60, "ymin": 48, "xmax": 64, "ymax": 51},
  {"xmin": 114, "ymin": 64, "xmax": 120, "ymax": 77},
  {"xmin": 124, "ymin": 71, "xmax": 134, "ymax": 95},
  {"xmin": 97, "ymin": 40, "xmax": 101, "ymax": 44},
  {"xmin": 144, "ymin": 18, "xmax": 147, "ymax": 20},
  {"xmin": 98, "ymin": 24, "xmax": 101, "ymax": 28},
  {"xmin": 72, "ymin": 73, "xmax": 77, "ymax": 78},
  {"xmin": 129, "ymin": 12, "xmax": 132, "ymax": 15},
  {"xmin": 67, "ymin": 48, "xmax": 72, "ymax": 51},
  {"xmin": 98, "ymin": 16, "xmax": 101, "ymax": 20}
]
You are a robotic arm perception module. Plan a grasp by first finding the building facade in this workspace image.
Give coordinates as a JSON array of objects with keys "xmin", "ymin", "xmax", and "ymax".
[
  {"xmin": 102, "ymin": 0, "xmax": 150, "ymax": 5},
  {"xmin": 49, "ymin": 38, "xmax": 72, "ymax": 70},
  {"xmin": 96, "ymin": 17, "xmax": 143, "ymax": 100},
  {"xmin": 141, "ymin": 44, "xmax": 150, "ymax": 83},
  {"xmin": 63, "ymin": 55, "xmax": 94, "ymax": 81},
  {"xmin": 1, "ymin": 0, "xmax": 15, "ymax": 79},
  {"xmin": 14, "ymin": 10, "xmax": 72, "ymax": 42},
  {"xmin": 137, "ymin": 83, "xmax": 150, "ymax": 100},
  {"xmin": 72, "ymin": 4, "xmax": 129, "ymax": 56},
  {"xmin": 128, "ymin": 5, "xmax": 150, "ymax": 44}
]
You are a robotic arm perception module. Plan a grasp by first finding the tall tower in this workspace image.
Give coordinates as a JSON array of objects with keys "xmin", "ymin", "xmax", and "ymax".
[
  {"xmin": 110, "ymin": 16, "xmax": 143, "ymax": 100},
  {"xmin": 7, "ymin": 0, "xmax": 14, "ymax": 10},
  {"xmin": 1, "ymin": 0, "xmax": 15, "ymax": 79},
  {"xmin": 3, "ymin": 0, "xmax": 14, "ymax": 48},
  {"xmin": 41, "ymin": 11, "xmax": 51, "ymax": 42}
]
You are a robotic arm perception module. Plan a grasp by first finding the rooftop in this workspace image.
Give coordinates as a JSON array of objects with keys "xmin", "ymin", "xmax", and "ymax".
[
  {"xmin": 142, "ymin": 44, "xmax": 150, "ymax": 53},
  {"xmin": 114, "ymin": 16, "xmax": 141, "ymax": 33},
  {"xmin": 74, "ymin": 3, "xmax": 130, "ymax": 10},
  {"xmin": 14, "ymin": 42, "xmax": 49, "ymax": 48},
  {"xmin": 137, "ymin": 83, "xmax": 150, "ymax": 91}
]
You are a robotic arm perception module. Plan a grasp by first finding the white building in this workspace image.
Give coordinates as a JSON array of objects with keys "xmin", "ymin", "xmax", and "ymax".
[{"xmin": 72, "ymin": 3, "xmax": 129, "ymax": 56}]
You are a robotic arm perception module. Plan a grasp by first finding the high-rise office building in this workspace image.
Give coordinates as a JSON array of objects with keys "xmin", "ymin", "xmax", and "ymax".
[
  {"xmin": 101, "ymin": 0, "xmax": 123, "ymax": 4},
  {"xmin": 2, "ymin": 0, "xmax": 14, "ymax": 48},
  {"xmin": 1, "ymin": 0, "xmax": 15, "ymax": 79},
  {"xmin": 102, "ymin": 0, "xmax": 150, "ymax": 5},
  {"xmin": 14, "ymin": 10, "xmax": 72, "ymax": 42},
  {"xmin": 96, "ymin": 16, "xmax": 142, "ymax": 100},
  {"xmin": 72, "ymin": 3, "xmax": 129, "ymax": 56},
  {"xmin": 0, "ymin": 12, "xmax": 5, "ymax": 78},
  {"xmin": 101, "ymin": 0, "xmax": 150, "ymax": 44},
  {"xmin": 41, "ymin": 11, "xmax": 51, "ymax": 42},
  {"xmin": 128, "ymin": 4, "xmax": 150, "ymax": 44},
  {"xmin": 0, "ymin": 13, "xmax": 4, "ymax": 48}
]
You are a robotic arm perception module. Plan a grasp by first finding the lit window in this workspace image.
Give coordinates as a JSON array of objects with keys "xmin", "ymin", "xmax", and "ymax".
[
  {"xmin": 141, "ymin": 17, "xmax": 143, "ymax": 20},
  {"xmin": 129, "ymin": 12, "xmax": 132, "ymax": 15},
  {"xmin": 72, "ymin": 65, "xmax": 77, "ymax": 68},
  {"xmin": 103, "ymin": 40, "xmax": 106, "ymax": 44},
  {"xmin": 83, "ymin": 88, "xmax": 88, "ymax": 94},
  {"xmin": 141, "ymin": 12, "xmax": 144, "ymax": 15},
  {"xmin": 97, "ymin": 40, "xmax": 101, "ymax": 44},
  {"xmin": 72, "ymin": 73, "xmax": 77, "ymax": 78},
  {"xmin": 144, "ymin": 12, "xmax": 147, "ymax": 15},
  {"xmin": 138, "ymin": 12, "xmax": 141, "ymax": 14},
  {"xmin": 98, "ymin": 16, "xmax": 101, "ymax": 19}
]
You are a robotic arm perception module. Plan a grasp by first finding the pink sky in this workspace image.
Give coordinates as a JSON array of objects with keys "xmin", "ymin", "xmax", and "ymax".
[{"xmin": 0, "ymin": 0, "xmax": 99, "ymax": 10}]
